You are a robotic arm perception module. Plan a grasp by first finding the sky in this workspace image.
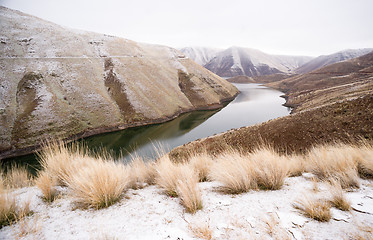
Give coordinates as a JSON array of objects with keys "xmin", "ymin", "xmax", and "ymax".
[{"xmin": 1, "ymin": 0, "xmax": 373, "ymax": 56}]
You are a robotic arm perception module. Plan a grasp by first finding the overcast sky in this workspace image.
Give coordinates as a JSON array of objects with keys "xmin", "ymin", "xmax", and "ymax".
[{"xmin": 1, "ymin": 0, "xmax": 373, "ymax": 56}]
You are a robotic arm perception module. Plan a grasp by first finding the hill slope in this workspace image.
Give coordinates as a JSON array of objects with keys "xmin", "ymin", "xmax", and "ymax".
[
  {"xmin": 178, "ymin": 47, "xmax": 221, "ymax": 65},
  {"xmin": 0, "ymin": 7, "xmax": 238, "ymax": 159},
  {"xmin": 295, "ymin": 48, "xmax": 373, "ymax": 74},
  {"xmin": 268, "ymin": 51, "xmax": 373, "ymax": 112}
]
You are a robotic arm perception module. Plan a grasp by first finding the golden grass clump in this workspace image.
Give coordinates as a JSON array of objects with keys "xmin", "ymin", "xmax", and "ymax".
[
  {"xmin": 155, "ymin": 155, "xmax": 183, "ymax": 197},
  {"xmin": 36, "ymin": 171, "xmax": 57, "ymax": 202},
  {"xmin": 293, "ymin": 197, "xmax": 331, "ymax": 222},
  {"xmin": 65, "ymin": 159, "xmax": 130, "ymax": 209},
  {"xmin": 38, "ymin": 141, "xmax": 92, "ymax": 186},
  {"xmin": 209, "ymin": 151, "xmax": 257, "ymax": 194},
  {"xmin": 128, "ymin": 157, "xmax": 156, "ymax": 189},
  {"xmin": 0, "ymin": 165, "xmax": 34, "ymax": 189},
  {"xmin": 250, "ymin": 148, "xmax": 289, "ymax": 190},
  {"xmin": 188, "ymin": 152, "xmax": 214, "ymax": 182},
  {"xmin": 354, "ymin": 144, "xmax": 373, "ymax": 179},
  {"xmin": 306, "ymin": 144, "xmax": 360, "ymax": 189},
  {"xmin": 287, "ymin": 155, "xmax": 306, "ymax": 177},
  {"xmin": 176, "ymin": 165, "xmax": 202, "ymax": 213},
  {"xmin": 329, "ymin": 180, "xmax": 351, "ymax": 211},
  {"xmin": 0, "ymin": 192, "xmax": 32, "ymax": 229}
]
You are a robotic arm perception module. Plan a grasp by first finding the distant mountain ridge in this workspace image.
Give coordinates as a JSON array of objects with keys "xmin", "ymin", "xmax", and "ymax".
[
  {"xmin": 181, "ymin": 46, "xmax": 373, "ymax": 78},
  {"xmin": 294, "ymin": 48, "xmax": 373, "ymax": 74},
  {"xmin": 180, "ymin": 46, "xmax": 313, "ymax": 77}
]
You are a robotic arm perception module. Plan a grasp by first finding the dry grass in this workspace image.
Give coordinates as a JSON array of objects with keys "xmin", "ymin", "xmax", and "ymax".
[
  {"xmin": 354, "ymin": 144, "xmax": 373, "ymax": 179},
  {"xmin": 155, "ymin": 155, "xmax": 183, "ymax": 197},
  {"xmin": 306, "ymin": 144, "xmax": 360, "ymax": 189},
  {"xmin": 36, "ymin": 171, "xmax": 57, "ymax": 202},
  {"xmin": 329, "ymin": 180, "xmax": 351, "ymax": 211},
  {"xmin": 0, "ymin": 192, "xmax": 32, "ymax": 229},
  {"xmin": 250, "ymin": 148, "xmax": 289, "ymax": 190},
  {"xmin": 11, "ymin": 214, "xmax": 41, "ymax": 239},
  {"xmin": 176, "ymin": 165, "xmax": 202, "ymax": 213},
  {"xmin": 0, "ymin": 165, "xmax": 33, "ymax": 189},
  {"xmin": 128, "ymin": 157, "xmax": 156, "ymax": 189},
  {"xmin": 188, "ymin": 222, "xmax": 213, "ymax": 240},
  {"xmin": 209, "ymin": 151, "xmax": 257, "ymax": 194},
  {"xmin": 287, "ymin": 155, "xmax": 306, "ymax": 177},
  {"xmin": 293, "ymin": 197, "xmax": 331, "ymax": 222},
  {"xmin": 209, "ymin": 147, "xmax": 288, "ymax": 193},
  {"xmin": 38, "ymin": 141, "xmax": 92, "ymax": 186},
  {"xmin": 65, "ymin": 159, "xmax": 130, "ymax": 209},
  {"xmin": 188, "ymin": 152, "xmax": 214, "ymax": 182}
]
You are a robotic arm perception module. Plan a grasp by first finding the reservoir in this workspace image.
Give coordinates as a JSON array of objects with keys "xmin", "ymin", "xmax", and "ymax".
[
  {"xmin": 82, "ymin": 83, "xmax": 290, "ymax": 161},
  {"xmin": 4, "ymin": 83, "xmax": 290, "ymax": 170}
]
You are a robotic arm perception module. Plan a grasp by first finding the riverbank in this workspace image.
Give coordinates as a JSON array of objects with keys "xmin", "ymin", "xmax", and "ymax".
[{"xmin": 170, "ymin": 94, "xmax": 373, "ymax": 159}]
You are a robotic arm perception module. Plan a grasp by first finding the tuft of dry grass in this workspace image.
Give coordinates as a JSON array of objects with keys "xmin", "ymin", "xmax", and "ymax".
[
  {"xmin": 65, "ymin": 159, "xmax": 130, "ymax": 209},
  {"xmin": 176, "ymin": 165, "xmax": 202, "ymax": 213},
  {"xmin": 0, "ymin": 193, "xmax": 32, "ymax": 229},
  {"xmin": 0, "ymin": 165, "xmax": 34, "ymax": 189},
  {"xmin": 36, "ymin": 171, "xmax": 57, "ymax": 202},
  {"xmin": 329, "ymin": 180, "xmax": 351, "ymax": 211},
  {"xmin": 287, "ymin": 155, "xmax": 306, "ymax": 177},
  {"xmin": 188, "ymin": 152, "xmax": 214, "ymax": 182},
  {"xmin": 306, "ymin": 144, "xmax": 360, "ymax": 189},
  {"xmin": 250, "ymin": 148, "xmax": 289, "ymax": 190},
  {"xmin": 354, "ymin": 144, "xmax": 373, "ymax": 179},
  {"xmin": 188, "ymin": 222, "xmax": 213, "ymax": 240},
  {"xmin": 155, "ymin": 155, "xmax": 183, "ymax": 197},
  {"xmin": 38, "ymin": 141, "xmax": 93, "ymax": 186},
  {"xmin": 293, "ymin": 196, "xmax": 331, "ymax": 222},
  {"xmin": 128, "ymin": 157, "xmax": 156, "ymax": 189},
  {"xmin": 209, "ymin": 151, "xmax": 257, "ymax": 194}
]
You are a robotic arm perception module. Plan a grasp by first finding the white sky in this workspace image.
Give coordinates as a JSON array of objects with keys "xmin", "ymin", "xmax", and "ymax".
[{"xmin": 1, "ymin": 0, "xmax": 373, "ymax": 56}]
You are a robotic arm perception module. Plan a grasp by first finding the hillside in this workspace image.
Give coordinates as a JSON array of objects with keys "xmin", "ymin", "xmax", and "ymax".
[
  {"xmin": 295, "ymin": 48, "xmax": 373, "ymax": 74},
  {"xmin": 179, "ymin": 47, "xmax": 221, "ymax": 66},
  {"xmin": 268, "ymin": 51, "xmax": 373, "ymax": 112},
  {"xmin": 180, "ymin": 46, "xmax": 313, "ymax": 78},
  {"xmin": 0, "ymin": 7, "xmax": 238, "ymax": 159}
]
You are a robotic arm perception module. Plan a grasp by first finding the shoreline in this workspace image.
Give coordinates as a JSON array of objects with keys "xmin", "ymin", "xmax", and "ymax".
[{"xmin": 0, "ymin": 92, "xmax": 239, "ymax": 161}]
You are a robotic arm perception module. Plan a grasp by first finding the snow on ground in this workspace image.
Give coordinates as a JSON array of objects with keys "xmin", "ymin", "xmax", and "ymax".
[{"xmin": 1, "ymin": 175, "xmax": 372, "ymax": 240}]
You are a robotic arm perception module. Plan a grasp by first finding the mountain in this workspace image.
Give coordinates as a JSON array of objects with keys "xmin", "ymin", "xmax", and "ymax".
[
  {"xmin": 268, "ymin": 51, "xmax": 373, "ymax": 113},
  {"xmin": 295, "ymin": 48, "xmax": 373, "ymax": 74},
  {"xmin": 0, "ymin": 7, "xmax": 238, "ymax": 158},
  {"xmin": 181, "ymin": 46, "xmax": 313, "ymax": 78},
  {"xmin": 179, "ymin": 47, "xmax": 221, "ymax": 65}
]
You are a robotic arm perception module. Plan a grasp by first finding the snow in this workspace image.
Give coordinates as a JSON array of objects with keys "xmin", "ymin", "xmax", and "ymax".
[{"xmin": 1, "ymin": 176, "xmax": 372, "ymax": 240}]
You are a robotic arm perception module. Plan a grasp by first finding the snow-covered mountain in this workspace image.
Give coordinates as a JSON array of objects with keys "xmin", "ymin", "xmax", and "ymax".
[
  {"xmin": 181, "ymin": 46, "xmax": 313, "ymax": 78},
  {"xmin": 295, "ymin": 48, "xmax": 373, "ymax": 74},
  {"xmin": 179, "ymin": 47, "xmax": 221, "ymax": 66}
]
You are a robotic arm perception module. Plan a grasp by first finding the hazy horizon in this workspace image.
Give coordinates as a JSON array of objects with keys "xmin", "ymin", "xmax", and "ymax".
[{"xmin": 1, "ymin": 0, "xmax": 373, "ymax": 56}]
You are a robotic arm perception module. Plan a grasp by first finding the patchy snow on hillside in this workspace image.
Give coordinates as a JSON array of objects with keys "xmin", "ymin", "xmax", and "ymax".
[{"xmin": 1, "ymin": 175, "xmax": 372, "ymax": 240}]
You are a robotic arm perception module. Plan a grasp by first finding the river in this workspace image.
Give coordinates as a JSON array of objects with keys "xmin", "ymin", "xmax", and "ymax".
[{"xmin": 4, "ymin": 83, "xmax": 290, "ymax": 171}]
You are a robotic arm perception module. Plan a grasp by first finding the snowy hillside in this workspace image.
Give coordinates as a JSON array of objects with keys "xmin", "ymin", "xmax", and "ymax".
[
  {"xmin": 179, "ymin": 47, "xmax": 222, "ymax": 66},
  {"xmin": 202, "ymin": 47, "xmax": 313, "ymax": 78},
  {"xmin": 295, "ymin": 48, "xmax": 373, "ymax": 74},
  {"xmin": 0, "ymin": 6, "xmax": 238, "ymax": 158}
]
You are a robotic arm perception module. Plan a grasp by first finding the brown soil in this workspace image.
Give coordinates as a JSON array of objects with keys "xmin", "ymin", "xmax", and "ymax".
[{"xmin": 169, "ymin": 94, "xmax": 373, "ymax": 161}]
